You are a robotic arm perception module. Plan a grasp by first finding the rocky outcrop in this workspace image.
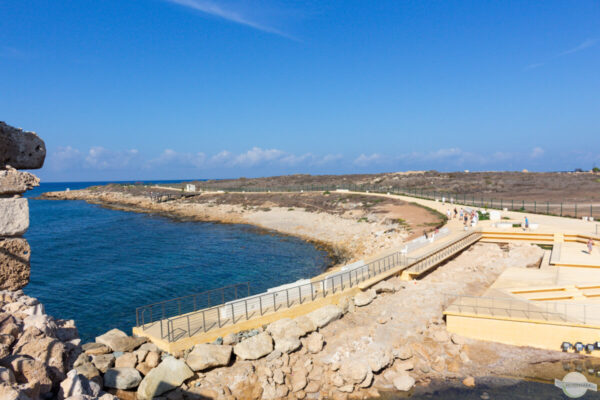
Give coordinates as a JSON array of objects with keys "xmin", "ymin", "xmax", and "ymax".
[
  {"xmin": 0, "ymin": 239, "xmax": 31, "ymax": 291},
  {"xmin": 0, "ymin": 122, "xmax": 46, "ymax": 170},
  {"xmin": 0, "ymin": 122, "xmax": 44, "ymax": 291}
]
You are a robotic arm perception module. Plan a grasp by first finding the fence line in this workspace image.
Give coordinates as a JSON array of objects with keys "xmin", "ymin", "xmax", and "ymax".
[
  {"xmin": 136, "ymin": 228, "xmax": 483, "ymax": 342},
  {"xmin": 444, "ymin": 293, "xmax": 600, "ymax": 326},
  {"xmin": 165, "ymin": 184, "xmax": 598, "ymax": 220}
]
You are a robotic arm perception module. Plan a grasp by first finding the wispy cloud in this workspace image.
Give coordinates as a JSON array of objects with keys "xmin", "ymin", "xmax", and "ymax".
[
  {"xmin": 525, "ymin": 38, "xmax": 598, "ymax": 71},
  {"xmin": 165, "ymin": 0, "xmax": 296, "ymax": 40},
  {"xmin": 559, "ymin": 38, "xmax": 598, "ymax": 56}
]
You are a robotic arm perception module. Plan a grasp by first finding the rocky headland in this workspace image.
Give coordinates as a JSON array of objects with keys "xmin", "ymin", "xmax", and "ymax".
[{"xmin": 40, "ymin": 187, "xmax": 445, "ymax": 263}]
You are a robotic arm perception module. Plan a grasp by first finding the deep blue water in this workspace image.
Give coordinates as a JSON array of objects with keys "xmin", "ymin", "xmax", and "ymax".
[{"xmin": 23, "ymin": 181, "xmax": 331, "ymax": 342}]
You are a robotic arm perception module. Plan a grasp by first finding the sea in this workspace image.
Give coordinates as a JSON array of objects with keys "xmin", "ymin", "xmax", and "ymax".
[{"xmin": 23, "ymin": 181, "xmax": 331, "ymax": 343}]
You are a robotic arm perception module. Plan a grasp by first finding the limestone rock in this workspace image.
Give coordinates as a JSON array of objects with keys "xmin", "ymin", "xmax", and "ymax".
[
  {"xmin": 133, "ymin": 349, "xmax": 148, "ymax": 363},
  {"xmin": 0, "ymin": 383, "xmax": 30, "ymax": 400},
  {"xmin": 92, "ymin": 354, "xmax": 115, "ymax": 373},
  {"xmin": 372, "ymin": 280, "xmax": 396, "ymax": 294},
  {"xmin": 58, "ymin": 370, "xmax": 101, "ymax": 400},
  {"xmin": 95, "ymin": 329, "xmax": 145, "ymax": 352},
  {"xmin": 1, "ymin": 355, "xmax": 53, "ymax": 395},
  {"xmin": 22, "ymin": 314, "xmax": 57, "ymax": 337},
  {"xmin": 353, "ymin": 289, "xmax": 376, "ymax": 307},
  {"xmin": 222, "ymin": 332, "xmax": 238, "ymax": 345},
  {"xmin": 393, "ymin": 345, "xmax": 413, "ymax": 360},
  {"xmin": 137, "ymin": 343, "xmax": 159, "ymax": 353},
  {"xmin": 0, "ymin": 366, "xmax": 16, "ymax": 384},
  {"xmin": 291, "ymin": 371, "xmax": 307, "ymax": 392},
  {"xmin": 0, "ymin": 238, "xmax": 31, "ymax": 291},
  {"xmin": 13, "ymin": 336, "xmax": 67, "ymax": 379},
  {"xmin": 0, "ymin": 169, "xmax": 39, "ymax": 195},
  {"xmin": 135, "ymin": 362, "xmax": 153, "ymax": 376},
  {"xmin": 306, "ymin": 305, "xmax": 343, "ymax": 329},
  {"xmin": 233, "ymin": 332, "xmax": 273, "ymax": 360},
  {"xmin": 267, "ymin": 318, "xmax": 305, "ymax": 339},
  {"xmin": 274, "ymin": 336, "xmax": 301, "ymax": 354},
  {"xmin": 294, "ymin": 315, "xmax": 316, "ymax": 336},
  {"xmin": 463, "ymin": 376, "xmax": 475, "ymax": 387},
  {"xmin": 104, "ymin": 367, "xmax": 142, "ymax": 390},
  {"xmin": 306, "ymin": 332, "xmax": 324, "ymax": 354},
  {"xmin": 0, "ymin": 122, "xmax": 46, "ymax": 169},
  {"xmin": 340, "ymin": 361, "xmax": 369, "ymax": 384},
  {"xmin": 144, "ymin": 351, "xmax": 160, "ymax": 368},
  {"xmin": 366, "ymin": 348, "xmax": 393, "ymax": 372},
  {"xmin": 136, "ymin": 357, "xmax": 193, "ymax": 400},
  {"xmin": 114, "ymin": 352, "xmax": 137, "ymax": 368},
  {"xmin": 83, "ymin": 343, "xmax": 111, "ymax": 355},
  {"xmin": 185, "ymin": 344, "xmax": 232, "ymax": 371},
  {"xmin": 0, "ymin": 198, "xmax": 29, "ymax": 237},
  {"xmin": 393, "ymin": 373, "xmax": 415, "ymax": 391},
  {"xmin": 74, "ymin": 362, "xmax": 102, "ymax": 386}
]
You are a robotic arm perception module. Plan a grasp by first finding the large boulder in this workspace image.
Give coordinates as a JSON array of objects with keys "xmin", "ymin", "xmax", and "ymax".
[
  {"xmin": 12, "ymin": 336, "xmax": 67, "ymax": 380},
  {"xmin": 136, "ymin": 357, "xmax": 193, "ymax": 400},
  {"xmin": 185, "ymin": 344, "xmax": 232, "ymax": 371},
  {"xmin": 0, "ymin": 168, "xmax": 40, "ymax": 195},
  {"xmin": 233, "ymin": 332, "xmax": 273, "ymax": 360},
  {"xmin": 393, "ymin": 373, "xmax": 415, "ymax": 391},
  {"xmin": 267, "ymin": 319, "xmax": 304, "ymax": 354},
  {"xmin": 1, "ymin": 355, "xmax": 54, "ymax": 395},
  {"xmin": 353, "ymin": 289, "xmax": 376, "ymax": 307},
  {"xmin": 57, "ymin": 370, "xmax": 102, "ymax": 400},
  {"xmin": 103, "ymin": 368, "xmax": 142, "ymax": 390},
  {"xmin": 306, "ymin": 332, "xmax": 324, "ymax": 354},
  {"xmin": 0, "ymin": 198, "xmax": 29, "ymax": 236},
  {"xmin": 306, "ymin": 305, "xmax": 343, "ymax": 328},
  {"xmin": 0, "ymin": 122, "xmax": 46, "ymax": 170},
  {"xmin": 95, "ymin": 329, "xmax": 145, "ymax": 352},
  {"xmin": 340, "ymin": 360, "xmax": 370, "ymax": 384},
  {"xmin": 0, "ymin": 238, "xmax": 31, "ymax": 290},
  {"xmin": 294, "ymin": 315, "xmax": 316, "ymax": 336},
  {"xmin": 114, "ymin": 353, "xmax": 137, "ymax": 369}
]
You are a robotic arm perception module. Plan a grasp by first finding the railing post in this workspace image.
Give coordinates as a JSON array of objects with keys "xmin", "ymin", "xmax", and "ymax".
[
  {"xmin": 187, "ymin": 317, "xmax": 191, "ymax": 337},
  {"xmin": 259, "ymin": 296, "xmax": 263, "ymax": 315},
  {"xmin": 273, "ymin": 293, "xmax": 277, "ymax": 311},
  {"xmin": 298, "ymin": 286, "xmax": 302, "ymax": 304},
  {"xmin": 217, "ymin": 308, "xmax": 221, "ymax": 328},
  {"xmin": 202, "ymin": 311, "xmax": 206, "ymax": 332}
]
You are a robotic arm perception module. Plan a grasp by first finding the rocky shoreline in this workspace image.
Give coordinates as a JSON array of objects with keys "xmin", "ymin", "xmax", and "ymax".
[{"xmin": 39, "ymin": 188, "xmax": 443, "ymax": 264}]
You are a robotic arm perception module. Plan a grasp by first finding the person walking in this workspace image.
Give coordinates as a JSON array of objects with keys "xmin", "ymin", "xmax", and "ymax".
[
  {"xmin": 588, "ymin": 238, "xmax": 594, "ymax": 255},
  {"xmin": 524, "ymin": 216, "xmax": 529, "ymax": 231}
]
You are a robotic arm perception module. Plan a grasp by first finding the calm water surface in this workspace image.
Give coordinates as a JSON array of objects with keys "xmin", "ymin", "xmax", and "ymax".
[{"xmin": 24, "ymin": 182, "xmax": 331, "ymax": 342}]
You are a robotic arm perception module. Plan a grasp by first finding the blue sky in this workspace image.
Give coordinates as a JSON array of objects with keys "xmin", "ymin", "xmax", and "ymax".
[{"xmin": 1, "ymin": 0, "xmax": 599, "ymax": 181}]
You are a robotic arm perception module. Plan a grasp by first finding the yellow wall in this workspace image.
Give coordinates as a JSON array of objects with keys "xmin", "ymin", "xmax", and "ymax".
[{"xmin": 446, "ymin": 313, "xmax": 600, "ymax": 356}]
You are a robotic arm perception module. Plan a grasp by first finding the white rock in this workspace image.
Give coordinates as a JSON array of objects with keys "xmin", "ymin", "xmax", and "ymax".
[
  {"xmin": 393, "ymin": 373, "xmax": 415, "ymax": 391},
  {"xmin": 136, "ymin": 357, "xmax": 194, "ymax": 400},
  {"xmin": 353, "ymin": 290, "xmax": 376, "ymax": 307},
  {"xmin": 103, "ymin": 367, "xmax": 142, "ymax": 390},
  {"xmin": 233, "ymin": 332, "xmax": 273, "ymax": 360},
  {"xmin": 306, "ymin": 305, "xmax": 343, "ymax": 329},
  {"xmin": 306, "ymin": 332, "xmax": 324, "ymax": 354},
  {"xmin": 58, "ymin": 370, "xmax": 102, "ymax": 400},
  {"xmin": 0, "ymin": 198, "xmax": 29, "ymax": 236},
  {"xmin": 186, "ymin": 344, "xmax": 232, "ymax": 371}
]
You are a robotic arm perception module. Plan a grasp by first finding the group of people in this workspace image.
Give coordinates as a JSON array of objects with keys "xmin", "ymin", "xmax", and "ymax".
[{"xmin": 446, "ymin": 207, "xmax": 479, "ymax": 227}]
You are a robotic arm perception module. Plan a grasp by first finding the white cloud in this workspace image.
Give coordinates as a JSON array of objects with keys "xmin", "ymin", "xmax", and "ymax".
[
  {"xmin": 165, "ymin": 0, "xmax": 295, "ymax": 39},
  {"xmin": 525, "ymin": 38, "xmax": 598, "ymax": 71},
  {"xmin": 530, "ymin": 147, "xmax": 544, "ymax": 158},
  {"xmin": 354, "ymin": 153, "xmax": 383, "ymax": 166},
  {"xmin": 233, "ymin": 147, "xmax": 284, "ymax": 166},
  {"xmin": 85, "ymin": 147, "xmax": 140, "ymax": 169}
]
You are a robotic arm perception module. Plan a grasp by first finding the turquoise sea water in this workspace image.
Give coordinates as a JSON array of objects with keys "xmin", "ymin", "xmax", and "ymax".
[{"xmin": 23, "ymin": 182, "xmax": 331, "ymax": 342}]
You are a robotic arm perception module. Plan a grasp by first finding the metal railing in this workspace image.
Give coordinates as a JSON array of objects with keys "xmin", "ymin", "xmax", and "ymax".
[
  {"xmin": 444, "ymin": 294, "xmax": 600, "ymax": 326},
  {"xmin": 135, "ymin": 282, "xmax": 250, "ymax": 339},
  {"xmin": 135, "ymin": 226, "xmax": 486, "ymax": 342},
  {"xmin": 141, "ymin": 250, "xmax": 409, "ymax": 342},
  {"xmin": 407, "ymin": 230, "xmax": 482, "ymax": 275}
]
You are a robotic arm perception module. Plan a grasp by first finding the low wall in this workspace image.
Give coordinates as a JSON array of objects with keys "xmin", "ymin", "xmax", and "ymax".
[{"xmin": 445, "ymin": 312, "xmax": 600, "ymax": 355}]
